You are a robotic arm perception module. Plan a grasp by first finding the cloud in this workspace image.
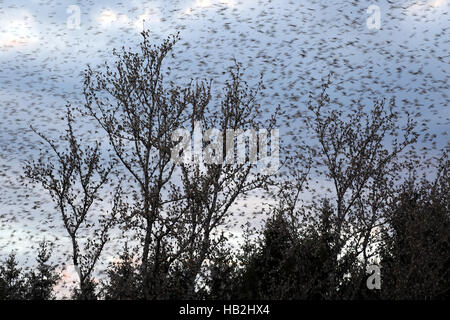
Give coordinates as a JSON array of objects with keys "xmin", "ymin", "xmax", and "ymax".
[
  {"xmin": 195, "ymin": 0, "xmax": 236, "ymax": 8},
  {"xmin": 180, "ymin": 0, "xmax": 236, "ymax": 17},
  {"xmin": 0, "ymin": 10, "xmax": 38, "ymax": 48},
  {"xmin": 97, "ymin": 9, "xmax": 129, "ymax": 28},
  {"xmin": 407, "ymin": 0, "xmax": 448, "ymax": 13},
  {"xmin": 195, "ymin": 0, "xmax": 213, "ymax": 8},
  {"xmin": 52, "ymin": 264, "xmax": 81, "ymax": 299},
  {"xmin": 134, "ymin": 7, "xmax": 161, "ymax": 31},
  {"xmin": 96, "ymin": 7, "xmax": 161, "ymax": 31},
  {"xmin": 429, "ymin": 0, "xmax": 446, "ymax": 7}
]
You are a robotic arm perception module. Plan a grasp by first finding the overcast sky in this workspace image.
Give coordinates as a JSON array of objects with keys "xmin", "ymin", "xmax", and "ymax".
[{"xmin": 0, "ymin": 0, "xmax": 448, "ymax": 296}]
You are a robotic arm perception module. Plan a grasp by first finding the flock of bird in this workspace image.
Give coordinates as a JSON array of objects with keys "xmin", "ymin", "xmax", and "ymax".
[{"xmin": 0, "ymin": 0, "xmax": 448, "ymax": 294}]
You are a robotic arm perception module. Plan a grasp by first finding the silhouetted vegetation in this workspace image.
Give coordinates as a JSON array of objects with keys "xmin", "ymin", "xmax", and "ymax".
[
  {"xmin": 1, "ymin": 32, "xmax": 447, "ymax": 300},
  {"xmin": 0, "ymin": 241, "xmax": 59, "ymax": 300}
]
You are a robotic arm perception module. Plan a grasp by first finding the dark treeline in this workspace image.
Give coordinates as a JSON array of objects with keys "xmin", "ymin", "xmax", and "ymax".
[{"xmin": 1, "ymin": 32, "xmax": 448, "ymax": 300}]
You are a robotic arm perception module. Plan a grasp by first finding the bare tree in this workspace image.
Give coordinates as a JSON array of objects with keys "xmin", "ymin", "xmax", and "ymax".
[
  {"xmin": 82, "ymin": 29, "xmax": 283, "ymax": 298},
  {"xmin": 276, "ymin": 75, "xmax": 419, "ymax": 298},
  {"xmin": 23, "ymin": 107, "xmax": 117, "ymax": 299},
  {"xmin": 165, "ymin": 62, "xmax": 281, "ymax": 298},
  {"xmin": 82, "ymin": 31, "xmax": 212, "ymax": 298}
]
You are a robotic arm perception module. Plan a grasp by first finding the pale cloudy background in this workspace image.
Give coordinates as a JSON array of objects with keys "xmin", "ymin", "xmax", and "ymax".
[{"xmin": 0, "ymin": 0, "xmax": 448, "ymax": 296}]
